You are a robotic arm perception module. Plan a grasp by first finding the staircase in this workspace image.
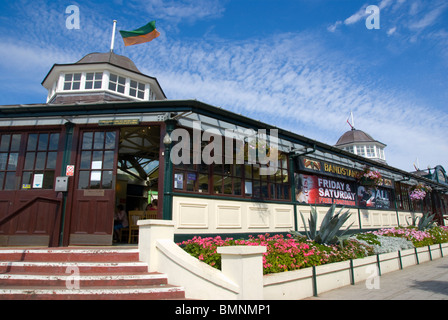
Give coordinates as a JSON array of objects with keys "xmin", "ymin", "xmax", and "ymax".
[{"xmin": 0, "ymin": 247, "xmax": 185, "ymax": 300}]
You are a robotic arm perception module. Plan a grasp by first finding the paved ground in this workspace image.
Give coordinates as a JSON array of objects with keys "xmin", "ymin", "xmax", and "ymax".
[{"xmin": 307, "ymin": 256, "xmax": 448, "ymax": 300}]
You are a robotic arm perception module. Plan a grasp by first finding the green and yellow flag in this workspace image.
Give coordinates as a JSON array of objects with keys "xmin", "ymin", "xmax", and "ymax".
[{"xmin": 119, "ymin": 21, "xmax": 160, "ymax": 47}]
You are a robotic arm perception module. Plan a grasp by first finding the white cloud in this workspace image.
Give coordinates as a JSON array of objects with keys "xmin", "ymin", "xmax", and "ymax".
[
  {"xmin": 128, "ymin": 32, "xmax": 448, "ymax": 170},
  {"xmin": 327, "ymin": 21, "xmax": 342, "ymax": 33},
  {"xmin": 387, "ymin": 26, "xmax": 397, "ymax": 36},
  {"xmin": 328, "ymin": 0, "xmax": 447, "ymax": 38},
  {"xmin": 408, "ymin": 2, "xmax": 448, "ymax": 31},
  {"xmin": 344, "ymin": 6, "xmax": 368, "ymax": 26},
  {"xmin": 0, "ymin": 1, "xmax": 447, "ymax": 171},
  {"xmin": 131, "ymin": 0, "xmax": 226, "ymax": 24}
]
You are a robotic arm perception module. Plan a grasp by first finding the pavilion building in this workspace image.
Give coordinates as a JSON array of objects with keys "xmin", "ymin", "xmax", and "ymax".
[{"xmin": 0, "ymin": 52, "xmax": 446, "ymax": 246}]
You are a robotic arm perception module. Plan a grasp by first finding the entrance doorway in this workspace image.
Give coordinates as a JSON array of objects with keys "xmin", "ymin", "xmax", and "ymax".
[{"xmin": 115, "ymin": 125, "xmax": 161, "ymax": 243}]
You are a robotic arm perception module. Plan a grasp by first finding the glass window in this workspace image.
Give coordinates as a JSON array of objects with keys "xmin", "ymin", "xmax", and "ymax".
[
  {"xmin": 85, "ymin": 72, "xmax": 103, "ymax": 89},
  {"xmin": 109, "ymin": 74, "xmax": 126, "ymax": 93},
  {"xmin": 149, "ymin": 87, "xmax": 156, "ymax": 100},
  {"xmin": 130, "ymin": 80, "xmax": 146, "ymax": 99},
  {"xmin": 108, "ymin": 74, "xmax": 126, "ymax": 94},
  {"xmin": 366, "ymin": 145, "xmax": 375, "ymax": 158},
  {"xmin": 0, "ymin": 133, "xmax": 22, "ymax": 190},
  {"xmin": 20, "ymin": 132, "xmax": 60, "ymax": 190},
  {"xmin": 0, "ymin": 135, "xmax": 10, "ymax": 152},
  {"xmin": 77, "ymin": 131, "xmax": 116, "ymax": 190},
  {"xmin": 4, "ymin": 172, "xmax": 16, "ymax": 190},
  {"xmin": 378, "ymin": 148, "xmax": 385, "ymax": 160},
  {"xmin": 10, "ymin": 134, "xmax": 21, "ymax": 152},
  {"xmin": 198, "ymin": 174, "xmax": 209, "ymax": 193},
  {"xmin": 172, "ymin": 131, "xmax": 290, "ymax": 201},
  {"xmin": 357, "ymin": 145, "xmax": 366, "ymax": 156},
  {"xmin": 63, "ymin": 73, "xmax": 81, "ymax": 90}
]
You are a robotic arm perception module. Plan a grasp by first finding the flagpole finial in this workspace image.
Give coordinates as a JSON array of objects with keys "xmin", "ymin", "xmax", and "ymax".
[{"xmin": 110, "ymin": 20, "xmax": 117, "ymax": 52}]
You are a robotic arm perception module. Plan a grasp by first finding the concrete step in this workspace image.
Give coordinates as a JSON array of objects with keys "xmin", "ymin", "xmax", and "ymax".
[
  {"xmin": 0, "ymin": 285, "xmax": 185, "ymax": 300},
  {"xmin": 0, "ymin": 260, "xmax": 149, "ymax": 274},
  {"xmin": 0, "ymin": 247, "xmax": 185, "ymax": 300},
  {"xmin": 0, "ymin": 248, "xmax": 140, "ymax": 262},
  {"xmin": 0, "ymin": 272, "xmax": 168, "ymax": 287}
]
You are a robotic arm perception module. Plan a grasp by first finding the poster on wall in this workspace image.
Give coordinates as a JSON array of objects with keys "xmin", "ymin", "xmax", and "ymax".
[
  {"xmin": 357, "ymin": 186, "xmax": 391, "ymax": 209},
  {"xmin": 174, "ymin": 173, "xmax": 184, "ymax": 189},
  {"xmin": 295, "ymin": 174, "xmax": 357, "ymax": 207}
]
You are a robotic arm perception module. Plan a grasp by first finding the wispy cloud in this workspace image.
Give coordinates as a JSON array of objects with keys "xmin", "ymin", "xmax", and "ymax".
[
  {"xmin": 125, "ymin": 31, "xmax": 448, "ymax": 170},
  {"xmin": 0, "ymin": 1, "xmax": 447, "ymax": 171},
  {"xmin": 328, "ymin": 0, "xmax": 446, "ymax": 35},
  {"xmin": 129, "ymin": 0, "xmax": 227, "ymax": 24},
  {"xmin": 408, "ymin": 2, "xmax": 448, "ymax": 31}
]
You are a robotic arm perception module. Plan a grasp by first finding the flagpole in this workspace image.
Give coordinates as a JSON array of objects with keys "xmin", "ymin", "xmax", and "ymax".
[{"xmin": 110, "ymin": 20, "xmax": 117, "ymax": 52}]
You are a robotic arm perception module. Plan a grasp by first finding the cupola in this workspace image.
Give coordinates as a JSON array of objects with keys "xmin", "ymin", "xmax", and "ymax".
[
  {"xmin": 41, "ymin": 52, "xmax": 166, "ymax": 104},
  {"xmin": 335, "ymin": 128, "xmax": 387, "ymax": 164}
]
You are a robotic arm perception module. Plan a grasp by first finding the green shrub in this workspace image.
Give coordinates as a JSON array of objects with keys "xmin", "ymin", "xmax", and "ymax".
[
  {"xmin": 292, "ymin": 204, "xmax": 353, "ymax": 245},
  {"xmin": 354, "ymin": 233, "xmax": 381, "ymax": 246}
]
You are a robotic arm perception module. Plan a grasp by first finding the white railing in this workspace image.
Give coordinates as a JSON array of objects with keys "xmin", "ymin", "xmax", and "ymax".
[{"xmin": 138, "ymin": 220, "xmax": 448, "ymax": 300}]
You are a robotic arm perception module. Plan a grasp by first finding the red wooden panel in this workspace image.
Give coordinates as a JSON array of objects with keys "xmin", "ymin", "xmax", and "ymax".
[{"xmin": 0, "ymin": 199, "xmax": 11, "ymax": 234}]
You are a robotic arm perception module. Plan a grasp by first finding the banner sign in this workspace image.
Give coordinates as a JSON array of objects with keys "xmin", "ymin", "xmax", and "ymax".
[
  {"xmin": 98, "ymin": 119, "xmax": 140, "ymax": 126},
  {"xmin": 295, "ymin": 174, "xmax": 357, "ymax": 207},
  {"xmin": 298, "ymin": 157, "xmax": 359, "ymax": 181},
  {"xmin": 298, "ymin": 157, "xmax": 394, "ymax": 188},
  {"xmin": 357, "ymin": 185, "xmax": 392, "ymax": 209}
]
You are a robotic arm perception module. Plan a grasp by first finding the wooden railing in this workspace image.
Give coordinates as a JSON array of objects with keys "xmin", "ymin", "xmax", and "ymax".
[{"xmin": 0, "ymin": 195, "xmax": 63, "ymax": 247}]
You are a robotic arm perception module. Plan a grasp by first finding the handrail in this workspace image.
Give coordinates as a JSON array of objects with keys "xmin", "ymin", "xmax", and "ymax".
[{"xmin": 0, "ymin": 195, "xmax": 63, "ymax": 247}]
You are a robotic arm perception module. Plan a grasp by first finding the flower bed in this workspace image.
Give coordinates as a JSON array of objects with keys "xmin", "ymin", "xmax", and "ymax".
[
  {"xmin": 179, "ymin": 226, "xmax": 448, "ymax": 275},
  {"xmin": 372, "ymin": 226, "xmax": 448, "ymax": 247},
  {"xmin": 179, "ymin": 234, "xmax": 374, "ymax": 275}
]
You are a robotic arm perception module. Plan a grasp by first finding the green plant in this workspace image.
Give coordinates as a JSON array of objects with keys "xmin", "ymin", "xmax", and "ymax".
[
  {"xmin": 407, "ymin": 212, "xmax": 437, "ymax": 230},
  {"xmin": 291, "ymin": 204, "xmax": 354, "ymax": 245},
  {"xmin": 428, "ymin": 226, "xmax": 448, "ymax": 244},
  {"xmin": 354, "ymin": 232, "xmax": 381, "ymax": 246},
  {"xmin": 417, "ymin": 212, "xmax": 436, "ymax": 230}
]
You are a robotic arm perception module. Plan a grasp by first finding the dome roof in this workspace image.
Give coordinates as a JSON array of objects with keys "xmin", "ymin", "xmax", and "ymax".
[
  {"xmin": 75, "ymin": 52, "xmax": 142, "ymax": 74},
  {"xmin": 335, "ymin": 129, "xmax": 385, "ymax": 146}
]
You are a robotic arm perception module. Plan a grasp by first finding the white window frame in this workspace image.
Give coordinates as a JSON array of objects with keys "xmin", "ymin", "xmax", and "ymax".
[
  {"xmin": 129, "ymin": 80, "xmax": 146, "ymax": 99},
  {"xmin": 109, "ymin": 73, "xmax": 126, "ymax": 94},
  {"xmin": 85, "ymin": 72, "xmax": 103, "ymax": 90},
  {"xmin": 366, "ymin": 145, "xmax": 376, "ymax": 158},
  {"xmin": 356, "ymin": 145, "xmax": 366, "ymax": 157},
  {"xmin": 63, "ymin": 73, "xmax": 82, "ymax": 91}
]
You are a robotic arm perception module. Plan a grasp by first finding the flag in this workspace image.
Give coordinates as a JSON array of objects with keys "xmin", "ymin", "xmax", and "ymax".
[
  {"xmin": 346, "ymin": 118, "xmax": 354, "ymax": 130},
  {"xmin": 346, "ymin": 111, "xmax": 355, "ymax": 130},
  {"xmin": 413, "ymin": 158, "xmax": 420, "ymax": 171},
  {"xmin": 119, "ymin": 21, "xmax": 160, "ymax": 47}
]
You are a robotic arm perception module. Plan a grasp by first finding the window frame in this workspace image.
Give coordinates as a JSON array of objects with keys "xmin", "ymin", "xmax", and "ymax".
[
  {"xmin": 108, "ymin": 73, "xmax": 126, "ymax": 94},
  {"xmin": 63, "ymin": 73, "xmax": 82, "ymax": 91},
  {"xmin": 172, "ymin": 128, "xmax": 290, "ymax": 201},
  {"xmin": 129, "ymin": 80, "xmax": 145, "ymax": 99},
  {"xmin": 0, "ymin": 130, "xmax": 62, "ymax": 191},
  {"xmin": 77, "ymin": 130, "xmax": 118, "ymax": 190},
  {"xmin": 85, "ymin": 72, "xmax": 103, "ymax": 90}
]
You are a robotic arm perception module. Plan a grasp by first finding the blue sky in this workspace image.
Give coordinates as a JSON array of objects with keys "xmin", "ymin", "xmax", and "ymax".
[{"xmin": 0, "ymin": 0, "xmax": 447, "ymax": 173}]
